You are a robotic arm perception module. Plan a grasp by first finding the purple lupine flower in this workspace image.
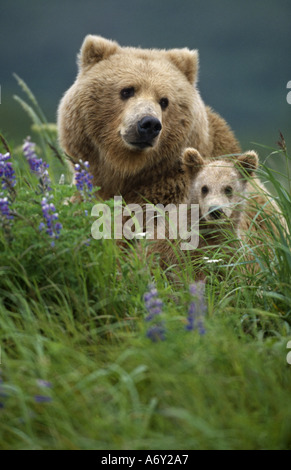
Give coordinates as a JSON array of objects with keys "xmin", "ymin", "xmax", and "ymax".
[
  {"xmin": 144, "ymin": 283, "xmax": 164, "ymax": 322},
  {"xmin": 0, "ymin": 372, "xmax": 7, "ymax": 410},
  {"xmin": 39, "ymin": 196, "xmax": 62, "ymax": 243},
  {"xmin": 0, "ymin": 152, "xmax": 16, "ymax": 191},
  {"xmin": 0, "ymin": 152, "xmax": 15, "ymax": 227},
  {"xmin": 74, "ymin": 160, "xmax": 93, "ymax": 198},
  {"xmin": 146, "ymin": 324, "xmax": 166, "ymax": 342},
  {"xmin": 36, "ymin": 379, "xmax": 52, "ymax": 388},
  {"xmin": 34, "ymin": 378, "xmax": 53, "ymax": 403},
  {"xmin": 186, "ymin": 282, "xmax": 207, "ymax": 334},
  {"xmin": 0, "ymin": 197, "xmax": 13, "ymax": 221},
  {"xmin": 34, "ymin": 395, "xmax": 52, "ymax": 403},
  {"xmin": 23, "ymin": 137, "xmax": 51, "ymax": 192},
  {"xmin": 144, "ymin": 283, "xmax": 166, "ymax": 342},
  {"xmin": 22, "ymin": 138, "xmax": 62, "ymax": 245}
]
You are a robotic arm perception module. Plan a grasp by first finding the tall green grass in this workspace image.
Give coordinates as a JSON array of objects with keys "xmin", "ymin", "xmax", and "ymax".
[{"xmin": 0, "ymin": 82, "xmax": 290, "ymax": 450}]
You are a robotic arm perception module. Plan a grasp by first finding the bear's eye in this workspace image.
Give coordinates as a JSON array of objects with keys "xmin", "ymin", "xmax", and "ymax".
[
  {"xmin": 224, "ymin": 186, "xmax": 233, "ymax": 196},
  {"xmin": 201, "ymin": 185, "xmax": 209, "ymax": 195},
  {"xmin": 159, "ymin": 97, "xmax": 169, "ymax": 110},
  {"xmin": 120, "ymin": 87, "xmax": 135, "ymax": 100}
]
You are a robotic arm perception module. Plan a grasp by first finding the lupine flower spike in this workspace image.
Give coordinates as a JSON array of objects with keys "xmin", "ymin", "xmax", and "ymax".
[
  {"xmin": 34, "ymin": 378, "xmax": 53, "ymax": 403},
  {"xmin": 22, "ymin": 138, "xmax": 62, "ymax": 245},
  {"xmin": 146, "ymin": 324, "xmax": 166, "ymax": 342},
  {"xmin": 0, "ymin": 371, "xmax": 8, "ymax": 409},
  {"xmin": 39, "ymin": 197, "xmax": 62, "ymax": 246},
  {"xmin": 144, "ymin": 283, "xmax": 166, "ymax": 342},
  {"xmin": 0, "ymin": 197, "xmax": 13, "ymax": 221},
  {"xmin": 0, "ymin": 152, "xmax": 16, "ymax": 192},
  {"xmin": 186, "ymin": 282, "xmax": 207, "ymax": 335},
  {"xmin": 0, "ymin": 152, "xmax": 16, "ymax": 227},
  {"xmin": 74, "ymin": 160, "xmax": 93, "ymax": 199},
  {"xmin": 23, "ymin": 137, "xmax": 51, "ymax": 193}
]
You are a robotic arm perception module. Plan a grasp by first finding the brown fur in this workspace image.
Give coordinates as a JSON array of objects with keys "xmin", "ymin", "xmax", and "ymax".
[{"xmin": 58, "ymin": 35, "xmax": 240, "ymax": 208}]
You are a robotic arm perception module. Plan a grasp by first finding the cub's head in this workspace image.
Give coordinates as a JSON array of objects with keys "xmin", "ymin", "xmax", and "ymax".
[
  {"xmin": 58, "ymin": 35, "xmax": 208, "ymax": 176},
  {"xmin": 182, "ymin": 148, "xmax": 259, "ymax": 225}
]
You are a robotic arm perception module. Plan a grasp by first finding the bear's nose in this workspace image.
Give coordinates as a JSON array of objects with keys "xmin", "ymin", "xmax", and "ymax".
[
  {"xmin": 137, "ymin": 116, "xmax": 162, "ymax": 142},
  {"xmin": 209, "ymin": 206, "xmax": 224, "ymax": 219}
]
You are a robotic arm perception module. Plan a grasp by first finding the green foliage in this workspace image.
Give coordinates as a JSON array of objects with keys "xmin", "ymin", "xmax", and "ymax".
[
  {"xmin": 13, "ymin": 74, "xmax": 71, "ymax": 184},
  {"xmin": 0, "ymin": 86, "xmax": 291, "ymax": 449}
]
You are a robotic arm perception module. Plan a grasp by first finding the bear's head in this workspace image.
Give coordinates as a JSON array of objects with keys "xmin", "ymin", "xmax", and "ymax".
[
  {"xmin": 58, "ymin": 35, "xmax": 209, "ymax": 178},
  {"xmin": 182, "ymin": 148, "xmax": 259, "ymax": 227}
]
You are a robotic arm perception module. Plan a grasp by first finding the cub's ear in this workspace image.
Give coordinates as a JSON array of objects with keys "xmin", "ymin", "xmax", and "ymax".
[
  {"xmin": 182, "ymin": 148, "xmax": 205, "ymax": 176},
  {"xmin": 236, "ymin": 150, "xmax": 259, "ymax": 177},
  {"xmin": 78, "ymin": 35, "xmax": 120, "ymax": 69},
  {"xmin": 166, "ymin": 48, "xmax": 199, "ymax": 85}
]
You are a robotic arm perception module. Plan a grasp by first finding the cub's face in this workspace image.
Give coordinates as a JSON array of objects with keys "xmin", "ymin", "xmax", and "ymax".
[
  {"xmin": 191, "ymin": 162, "xmax": 246, "ymax": 223},
  {"xmin": 181, "ymin": 148, "xmax": 259, "ymax": 226}
]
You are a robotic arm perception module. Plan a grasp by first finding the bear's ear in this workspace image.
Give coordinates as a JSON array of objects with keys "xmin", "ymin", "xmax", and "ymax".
[
  {"xmin": 182, "ymin": 148, "xmax": 205, "ymax": 176},
  {"xmin": 78, "ymin": 35, "xmax": 120, "ymax": 69},
  {"xmin": 236, "ymin": 150, "xmax": 259, "ymax": 177},
  {"xmin": 166, "ymin": 48, "xmax": 199, "ymax": 84}
]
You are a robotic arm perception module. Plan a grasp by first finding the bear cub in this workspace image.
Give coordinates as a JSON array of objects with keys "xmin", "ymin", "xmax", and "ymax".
[
  {"xmin": 155, "ymin": 148, "xmax": 259, "ymax": 272},
  {"xmin": 182, "ymin": 147, "xmax": 259, "ymax": 238}
]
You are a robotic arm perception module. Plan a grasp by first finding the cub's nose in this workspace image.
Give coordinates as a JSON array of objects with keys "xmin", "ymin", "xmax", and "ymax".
[
  {"xmin": 209, "ymin": 206, "xmax": 224, "ymax": 219},
  {"xmin": 137, "ymin": 116, "xmax": 162, "ymax": 142}
]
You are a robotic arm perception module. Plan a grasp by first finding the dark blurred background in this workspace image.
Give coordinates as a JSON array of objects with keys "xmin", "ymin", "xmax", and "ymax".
[{"xmin": 0, "ymin": 0, "xmax": 290, "ymax": 160}]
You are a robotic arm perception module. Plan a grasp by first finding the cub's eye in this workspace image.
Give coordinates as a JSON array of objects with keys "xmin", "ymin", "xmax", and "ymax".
[
  {"xmin": 159, "ymin": 97, "xmax": 169, "ymax": 110},
  {"xmin": 120, "ymin": 87, "xmax": 135, "ymax": 100},
  {"xmin": 224, "ymin": 186, "xmax": 233, "ymax": 196},
  {"xmin": 201, "ymin": 185, "xmax": 209, "ymax": 195}
]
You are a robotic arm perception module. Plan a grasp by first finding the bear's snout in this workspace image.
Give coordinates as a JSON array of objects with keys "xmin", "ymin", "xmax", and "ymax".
[
  {"xmin": 121, "ymin": 112, "xmax": 162, "ymax": 151},
  {"xmin": 208, "ymin": 206, "xmax": 225, "ymax": 219},
  {"xmin": 137, "ymin": 116, "xmax": 162, "ymax": 144},
  {"xmin": 119, "ymin": 98, "xmax": 163, "ymax": 151}
]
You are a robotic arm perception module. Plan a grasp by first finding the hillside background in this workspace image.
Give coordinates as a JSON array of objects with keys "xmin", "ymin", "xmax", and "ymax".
[{"xmin": 0, "ymin": 0, "xmax": 290, "ymax": 156}]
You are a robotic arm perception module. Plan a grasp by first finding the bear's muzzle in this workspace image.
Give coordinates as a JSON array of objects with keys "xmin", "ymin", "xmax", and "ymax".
[
  {"xmin": 135, "ymin": 116, "xmax": 162, "ymax": 148},
  {"xmin": 208, "ymin": 206, "xmax": 225, "ymax": 220},
  {"xmin": 123, "ymin": 115, "xmax": 162, "ymax": 150},
  {"xmin": 120, "ymin": 100, "xmax": 163, "ymax": 151}
]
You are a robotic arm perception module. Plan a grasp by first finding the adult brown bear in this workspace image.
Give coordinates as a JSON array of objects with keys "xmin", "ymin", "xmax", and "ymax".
[{"xmin": 58, "ymin": 35, "xmax": 241, "ymax": 207}]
